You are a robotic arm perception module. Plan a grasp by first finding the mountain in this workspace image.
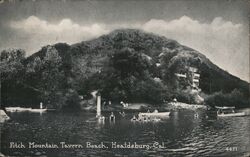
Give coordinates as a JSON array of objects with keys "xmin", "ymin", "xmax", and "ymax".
[{"xmin": 1, "ymin": 29, "xmax": 249, "ymax": 110}]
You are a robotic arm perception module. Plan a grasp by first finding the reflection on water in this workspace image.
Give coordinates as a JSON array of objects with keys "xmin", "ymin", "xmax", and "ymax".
[{"xmin": 1, "ymin": 109, "xmax": 250, "ymax": 157}]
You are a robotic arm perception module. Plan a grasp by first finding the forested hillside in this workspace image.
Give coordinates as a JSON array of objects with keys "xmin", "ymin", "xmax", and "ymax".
[{"xmin": 1, "ymin": 29, "xmax": 249, "ymax": 110}]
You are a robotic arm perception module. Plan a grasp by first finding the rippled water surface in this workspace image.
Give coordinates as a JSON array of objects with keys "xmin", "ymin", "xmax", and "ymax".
[{"xmin": 1, "ymin": 109, "xmax": 250, "ymax": 157}]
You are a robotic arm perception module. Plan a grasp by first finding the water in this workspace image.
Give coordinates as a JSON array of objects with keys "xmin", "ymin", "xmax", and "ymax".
[{"xmin": 1, "ymin": 109, "xmax": 250, "ymax": 157}]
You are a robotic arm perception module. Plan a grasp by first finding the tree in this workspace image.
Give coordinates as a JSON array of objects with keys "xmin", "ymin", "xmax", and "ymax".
[
  {"xmin": 112, "ymin": 47, "xmax": 149, "ymax": 78},
  {"xmin": 0, "ymin": 49, "xmax": 26, "ymax": 81}
]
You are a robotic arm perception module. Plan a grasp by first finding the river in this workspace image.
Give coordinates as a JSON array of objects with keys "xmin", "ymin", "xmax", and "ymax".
[{"xmin": 1, "ymin": 108, "xmax": 250, "ymax": 157}]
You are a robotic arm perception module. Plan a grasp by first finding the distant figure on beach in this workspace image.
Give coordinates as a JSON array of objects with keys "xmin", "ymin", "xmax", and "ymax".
[
  {"xmin": 120, "ymin": 101, "xmax": 129, "ymax": 108},
  {"xmin": 125, "ymin": 103, "xmax": 129, "ymax": 108},
  {"xmin": 120, "ymin": 101, "xmax": 125, "ymax": 108},
  {"xmin": 173, "ymin": 98, "xmax": 177, "ymax": 102},
  {"xmin": 120, "ymin": 101, "xmax": 124, "ymax": 107}
]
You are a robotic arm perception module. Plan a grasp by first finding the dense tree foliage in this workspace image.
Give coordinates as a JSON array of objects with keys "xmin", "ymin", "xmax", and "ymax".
[{"xmin": 205, "ymin": 89, "xmax": 249, "ymax": 108}]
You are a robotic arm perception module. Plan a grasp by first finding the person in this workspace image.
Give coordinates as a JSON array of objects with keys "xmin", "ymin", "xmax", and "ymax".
[
  {"xmin": 131, "ymin": 115, "xmax": 137, "ymax": 121},
  {"xmin": 120, "ymin": 101, "xmax": 125, "ymax": 108},
  {"xmin": 119, "ymin": 111, "xmax": 126, "ymax": 117},
  {"xmin": 125, "ymin": 103, "xmax": 129, "ymax": 108},
  {"xmin": 40, "ymin": 102, "xmax": 43, "ymax": 109},
  {"xmin": 194, "ymin": 113, "xmax": 199, "ymax": 118},
  {"xmin": 110, "ymin": 112, "xmax": 115, "ymax": 121},
  {"xmin": 173, "ymin": 98, "xmax": 177, "ymax": 102}
]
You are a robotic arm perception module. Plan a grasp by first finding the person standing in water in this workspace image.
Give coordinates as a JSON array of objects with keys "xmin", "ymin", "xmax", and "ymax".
[
  {"xmin": 40, "ymin": 102, "xmax": 43, "ymax": 109},
  {"xmin": 110, "ymin": 112, "xmax": 115, "ymax": 121}
]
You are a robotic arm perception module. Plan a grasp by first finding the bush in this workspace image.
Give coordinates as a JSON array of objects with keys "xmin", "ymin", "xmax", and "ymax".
[{"xmin": 173, "ymin": 88, "xmax": 197, "ymax": 104}]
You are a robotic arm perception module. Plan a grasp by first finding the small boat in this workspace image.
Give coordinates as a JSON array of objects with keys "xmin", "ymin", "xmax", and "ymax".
[
  {"xmin": 215, "ymin": 106, "xmax": 245, "ymax": 117},
  {"xmin": 6, "ymin": 107, "xmax": 48, "ymax": 113},
  {"xmin": 29, "ymin": 109, "xmax": 47, "ymax": 113},
  {"xmin": 6, "ymin": 102, "xmax": 47, "ymax": 113},
  {"xmin": 6, "ymin": 107, "xmax": 32, "ymax": 112},
  {"xmin": 138, "ymin": 110, "xmax": 170, "ymax": 117},
  {"xmin": 29, "ymin": 102, "xmax": 47, "ymax": 113}
]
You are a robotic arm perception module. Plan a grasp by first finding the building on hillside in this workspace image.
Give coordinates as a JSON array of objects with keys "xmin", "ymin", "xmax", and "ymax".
[{"xmin": 175, "ymin": 66, "xmax": 201, "ymax": 91}]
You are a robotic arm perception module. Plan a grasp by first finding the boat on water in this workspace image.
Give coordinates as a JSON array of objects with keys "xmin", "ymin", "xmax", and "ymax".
[
  {"xmin": 6, "ymin": 107, "xmax": 47, "ymax": 113},
  {"xmin": 215, "ymin": 106, "xmax": 245, "ymax": 117},
  {"xmin": 30, "ymin": 102, "xmax": 47, "ymax": 113},
  {"xmin": 6, "ymin": 102, "xmax": 47, "ymax": 113},
  {"xmin": 131, "ymin": 110, "xmax": 169, "ymax": 122},
  {"xmin": 29, "ymin": 109, "xmax": 47, "ymax": 113},
  {"xmin": 138, "ymin": 110, "xmax": 170, "ymax": 117},
  {"xmin": 6, "ymin": 107, "xmax": 32, "ymax": 112}
]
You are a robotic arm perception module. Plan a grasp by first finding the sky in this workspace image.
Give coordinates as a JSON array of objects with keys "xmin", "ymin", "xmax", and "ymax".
[{"xmin": 0, "ymin": 0, "xmax": 249, "ymax": 82}]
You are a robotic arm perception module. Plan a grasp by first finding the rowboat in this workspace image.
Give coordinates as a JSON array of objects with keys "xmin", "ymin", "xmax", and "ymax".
[
  {"xmin": 139, "ymin": 110, "xmax": 170, "ymax": 117},
  {"xmin": 215, "ymin": 106, "xmax": 245, "ymax": 117},
  {"xmin": 29, "ymin": 109, "xmax": 47, "ymax": 113},
  {"xmin": 217, "ymin": 112, "xmax": 245, "ymax": 117}
]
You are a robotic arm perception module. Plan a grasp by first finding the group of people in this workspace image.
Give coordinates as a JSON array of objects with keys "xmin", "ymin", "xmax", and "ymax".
[
  {"xmin": 130, "ymin": 114, "xmax": 161, "ymax": 122},
  {"xmin": 109, "ymin": 111, "xmax": 126, "ymax": 121},
  {"xmin": 120, "ymin": 101, "xmax": 129, "ymax": 108}
]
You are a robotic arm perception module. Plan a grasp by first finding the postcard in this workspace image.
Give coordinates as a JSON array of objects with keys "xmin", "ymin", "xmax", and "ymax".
[{"xmin": 0, "ymin": 0, "xmax": 249, "ymax": 157}]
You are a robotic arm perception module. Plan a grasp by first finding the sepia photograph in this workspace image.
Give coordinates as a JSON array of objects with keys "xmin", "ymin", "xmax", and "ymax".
[{"xmin": 0, "ymin": 0, "xmax": 249, "ymax": 156}]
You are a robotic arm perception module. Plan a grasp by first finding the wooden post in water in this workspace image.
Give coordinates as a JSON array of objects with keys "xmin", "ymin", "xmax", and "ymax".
[{"xmin": 96, "ymin": 93, "xmax": 101, "ymax": 117}]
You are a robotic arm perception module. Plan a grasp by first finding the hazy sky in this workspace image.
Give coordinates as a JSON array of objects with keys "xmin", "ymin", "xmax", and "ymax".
[{"xmin": 0, "ymin": 0, "xmax": 249, "ymax": 81}]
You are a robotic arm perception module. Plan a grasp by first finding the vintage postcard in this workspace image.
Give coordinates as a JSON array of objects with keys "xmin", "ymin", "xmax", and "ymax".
[{"xmin": 0, "ymin": 0, "xmax": 249, "ymax": 157}]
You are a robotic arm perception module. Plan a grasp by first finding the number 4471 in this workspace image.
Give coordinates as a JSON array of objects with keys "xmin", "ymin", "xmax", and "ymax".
[{"xmin": 226, "ymin": 147, "xmax": 238, "ymax": 151}]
